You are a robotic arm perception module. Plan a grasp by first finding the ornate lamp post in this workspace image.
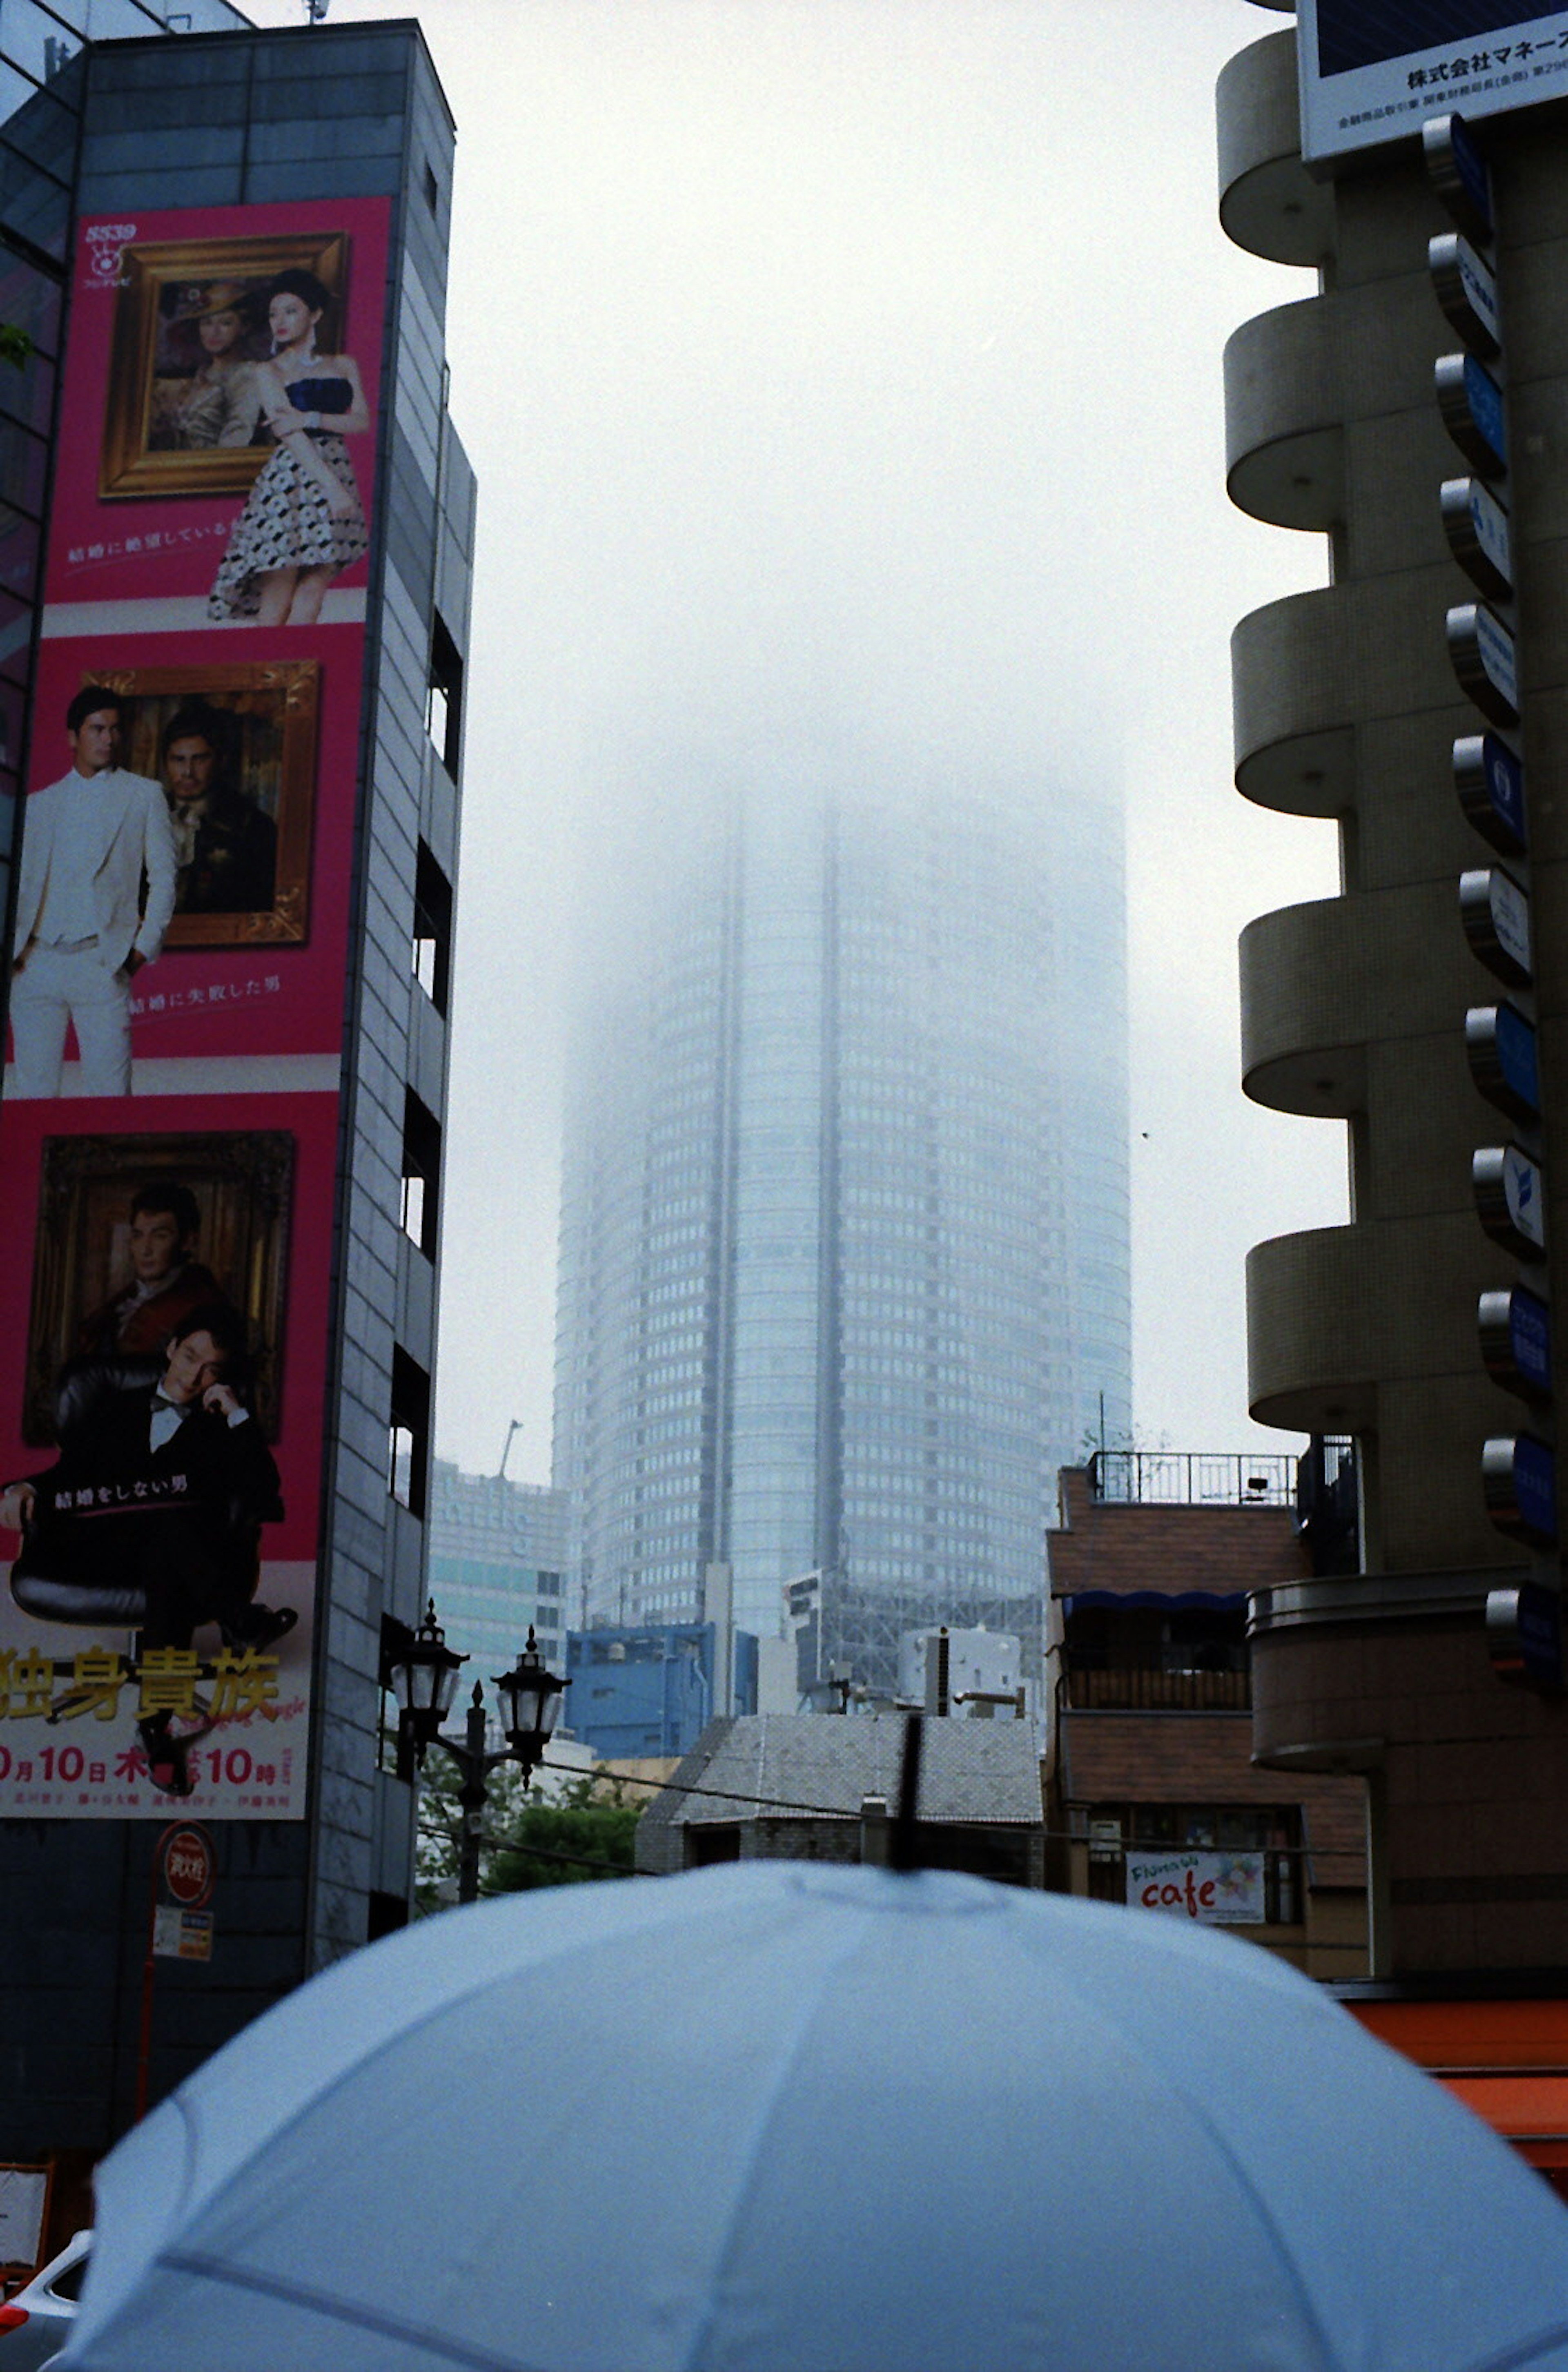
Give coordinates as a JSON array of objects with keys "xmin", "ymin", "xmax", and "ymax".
[{"xmin": 384, "ymin": 1601, "xmax": 569, "ymax": 1905}]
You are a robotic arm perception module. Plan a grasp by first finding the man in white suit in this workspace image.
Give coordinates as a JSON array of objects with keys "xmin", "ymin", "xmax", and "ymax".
[{"xmin": 9, "ymin": 685, "xmax": 177, "ymax": 1097}]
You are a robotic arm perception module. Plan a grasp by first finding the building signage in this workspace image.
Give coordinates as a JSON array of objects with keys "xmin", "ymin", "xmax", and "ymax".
[
  {"xmin": 1454, "ymin": 732, "xmax": 1527, "ymax": 852},
  {"xmin": 1483, "ymin": 1433, "xmax": 1557, "ymax": 1547},
  {"xmin": 1466, "ymin": 1001, "xmax": 1539, "ymax": 1120},
  {"xmin": 1296, "ymin": 4, "xmax": 1568, "ymax": 165},
  {"xmin": 1479, "ymin": 1283, "xmax": 1552, "ymax": 1398},
  {"xmin": 1125, "ymin": 1849, "xmax": 1266, "ymax": 1926},
  {"xmin": 151, "ymin": 1905, "xmax": 214, "ymax": 1962},
  {"xmin": 1430, "ymin": 232, "xmax": 1501, "ymax": 357},
  {"xmin": 1435, "ymin": 354, "xmax": 1508, "ymax": 477},
  {"xmin": 1424, "ymin": 111, "xmax": 1495, "ymax": 241},
  {"xmin": 158, "ymin": 1819, "xmax": 214, "ymax": 1908},
  {"xmin": 1448, "ymin": 602, "xmax": 1519, "ymax": 725},
  {"xmin": 1459, "ymin": 866, "xmax": 1531, "ymax": 985},
  {"xmin": 1441, "ymin": 476, "xmax": 1513, "ymax": 597},
  {"xmin": 0, "ymin": 199, "xmax": 392, "ymax": 1818},
  {"xmin": 1474, "ymin": 1143, "xmax": 1546, "ymax": 1257},
  {"xmin": 1488, "ymin": 1580, "xmax": 1565, "ymax": 1691}
]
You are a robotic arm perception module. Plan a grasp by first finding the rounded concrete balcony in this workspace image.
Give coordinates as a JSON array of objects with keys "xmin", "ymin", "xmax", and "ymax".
[
  {"xmin": 1248, "ymin": 1212, "xmax": 1516, "ymax": 1434},
  {"xmin": 1247, "ymin": 1225, "xmax": 1379, "ymax": 1432},
  {"xmin": 1217, "ymin": 30, "xmax": 1335, "ymax": 268},
  {"xmin": 1225, "ymin": 298, "xmax": 1344, "ymax": 532},
  {"xmin": 1232, "ymin": 575, "xmax": 1466, "ymax": 816},
  {"xmin": 1232, "ymin": 588, "xmax": 1354, "ymax": 816},
  {"xmin": 1240, "ymin": 883, "xmax": 1482, "ymax": 1115}
]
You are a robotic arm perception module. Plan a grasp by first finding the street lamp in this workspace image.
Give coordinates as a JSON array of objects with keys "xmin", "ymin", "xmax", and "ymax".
[{"xmin": 383, "ymin": 1601, "xmax": 570, "ymax": 1905}]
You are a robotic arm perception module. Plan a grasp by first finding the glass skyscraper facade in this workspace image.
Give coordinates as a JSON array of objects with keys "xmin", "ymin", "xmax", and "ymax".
[
  {"xmin": 426, "ymin": 1458, "xmax": 567, "ymax": 1679},
  {"xmin": 552, "ymin": 758, "xmax": 1130, "ymax": 1691}
]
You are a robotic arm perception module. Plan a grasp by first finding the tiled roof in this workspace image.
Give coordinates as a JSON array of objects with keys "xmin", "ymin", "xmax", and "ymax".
[
  {"xmin": 1047, "ymin": 1466, "xmax": 1311, "ymax": 1601},
  {"xmin": 640, "ymin": 1713, "xmax": 1046, "ymax": 1836},
  {"xmin": 1060, "ymin": 1710, "xmax": 1365, "ymax": 1886}
]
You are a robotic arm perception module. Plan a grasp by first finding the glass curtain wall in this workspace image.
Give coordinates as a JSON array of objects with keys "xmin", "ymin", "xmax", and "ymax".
[{"xmin": 552, "ymin": 756, "xmax": 1131, "ymax": 1690}]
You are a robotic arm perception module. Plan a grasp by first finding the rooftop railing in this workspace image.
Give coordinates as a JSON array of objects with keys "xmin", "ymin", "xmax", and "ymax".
[{"xmin": 1086, "ymin": 1451, "xmax": 1297, "ymax": 1509}]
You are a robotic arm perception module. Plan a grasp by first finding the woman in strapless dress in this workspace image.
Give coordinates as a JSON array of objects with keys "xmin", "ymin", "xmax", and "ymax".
[{"xmin": 207, "ymin": 266, "xmax": 370, "ymax": 628}]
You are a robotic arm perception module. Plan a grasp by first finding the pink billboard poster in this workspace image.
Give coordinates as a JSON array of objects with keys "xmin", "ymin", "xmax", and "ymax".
[
  {"xmin": 5, "ymin": 623, "xmax": 364, "ymax": 1086},
  {"xmin": 0, "ymin": 1090, "xmax": 339, "ymax": 1817},
  {"xmin": 46, "ymin": 198, "xmax": 390, "ymax": 623}
]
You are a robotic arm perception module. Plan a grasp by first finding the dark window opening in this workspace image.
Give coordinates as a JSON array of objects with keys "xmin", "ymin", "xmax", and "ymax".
[
  {"xmin": 426, "ymin": 612, "xmax": 463, "ymax": 778},
  {"xmin": 423, "ymin": 161, "xmax": 439, "ymax": 216},
  {"xmin": 389, "ymin": 1346, "xmax": 432, "ymax": 1519},
  {"xmin": 687, "ymin": 1825, "xmax": 741, "ymax": 1866},
  {"xmin": 412, "ymin": 840, "xmax": 453, "ymax": 1014},
  {"xmin": 400, "ymin": 1086, "xmax": 442, "ymax": 1259},
  {"xmin": 368, "ymin": 1888, "xmax": 409, "ymax": 1940}
]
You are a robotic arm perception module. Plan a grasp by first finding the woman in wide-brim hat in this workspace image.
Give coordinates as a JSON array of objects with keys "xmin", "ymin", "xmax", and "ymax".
[{"xmin": 169, "ymin": 279, "xmax": 261, "ymax": 450}]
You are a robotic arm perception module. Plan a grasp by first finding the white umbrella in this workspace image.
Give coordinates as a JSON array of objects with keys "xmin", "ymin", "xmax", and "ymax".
[{"xmin": 58, "ymin": 1860, "xmax": 1568, "ymax": 2372}]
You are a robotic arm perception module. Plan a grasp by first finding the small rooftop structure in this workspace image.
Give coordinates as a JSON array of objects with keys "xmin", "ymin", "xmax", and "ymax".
[{"xmin": 636, "ymin": 1713, "xmax": 1047, "ymax": 1886}]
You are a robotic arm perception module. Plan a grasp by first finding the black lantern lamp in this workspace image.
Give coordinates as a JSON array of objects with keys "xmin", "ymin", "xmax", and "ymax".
[
  {"xmin": 384, "ymin": 1601, "xmax": 571, "ymax": 1903},
  {"xmin": 494, "ymin": 1625, "xmax": 569, "ymax": 1779},
  {"xmin": 387, "ymin": 1598, "xmax": 467, "ymax": 1765}
]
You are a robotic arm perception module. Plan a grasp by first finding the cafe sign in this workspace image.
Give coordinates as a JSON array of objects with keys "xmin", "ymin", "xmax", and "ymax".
[{"xmin": 1125, "ymin": 1850, "xmax": 1266, "ymax": 1926}]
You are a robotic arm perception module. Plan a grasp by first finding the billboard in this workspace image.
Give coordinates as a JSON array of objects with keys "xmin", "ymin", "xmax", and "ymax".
[
  {"xmin": 1298, "ymin": 2, "xmax": 1568, "ymax": 162},
  {"xmin": 0, "ymin": 199, "xmax": 391, "ymax": 1816}
]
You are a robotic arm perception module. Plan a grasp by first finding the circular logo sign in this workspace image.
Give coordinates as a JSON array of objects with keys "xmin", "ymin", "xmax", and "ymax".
[{"xmin": 160, "ymin": 1824, "xmax": 215, "ymax": 1910}]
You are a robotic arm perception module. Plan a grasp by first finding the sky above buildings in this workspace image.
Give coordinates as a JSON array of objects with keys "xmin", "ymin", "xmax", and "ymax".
[{"xmin": 249, "ymin": 0, "xmax": 1343, "ymax": 1485}]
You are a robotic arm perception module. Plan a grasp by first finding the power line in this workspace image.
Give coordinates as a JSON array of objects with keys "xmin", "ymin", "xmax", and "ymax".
[{"xmin": 525, "ymin": 1754, "xmax": 1347, "ymax": 1863}]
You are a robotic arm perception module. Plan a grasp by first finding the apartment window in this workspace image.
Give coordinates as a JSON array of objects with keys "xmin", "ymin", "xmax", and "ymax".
[
  {"xmin": 411, "ymin": 840, "xmax": 453, "ymax": 1013},
  {"xmin": 425, "ymin": 612, "xmax": 463, "ymax": 778},
  {"xmin": 388, "ymin": 1347, "xmax": 431, "ymax": 1518},
  {"xmin": 400, "ymin": 1087, "xmax": 442, "ymax": 1258}
]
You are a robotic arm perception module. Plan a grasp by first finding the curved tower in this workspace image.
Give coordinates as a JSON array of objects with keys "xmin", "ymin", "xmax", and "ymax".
[
  {"xmin": 552, "ymin": 757, "xmax": 1130, "ymax": 1691},
  {"xmin": 1221, "ymin": 11, "xmax": 1568, "ymax": 1975}
]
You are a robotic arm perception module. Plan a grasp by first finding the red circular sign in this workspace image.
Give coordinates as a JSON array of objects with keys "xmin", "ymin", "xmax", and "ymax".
[{"xmin": 159, "ymin": 1824, "xmax": 215, "ymax": 1910}]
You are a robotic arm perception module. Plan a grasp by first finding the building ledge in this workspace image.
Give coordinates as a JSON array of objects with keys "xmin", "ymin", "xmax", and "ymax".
[{"xmin": 1249, "ymin": 1565, "xmax": 1523, "ymax": 1633}]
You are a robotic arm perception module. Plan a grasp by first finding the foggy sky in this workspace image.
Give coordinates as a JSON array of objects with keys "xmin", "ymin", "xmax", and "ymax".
[{"xmin": 247, "ymin": 0, "xmax": 1345, "ymax": 1485}]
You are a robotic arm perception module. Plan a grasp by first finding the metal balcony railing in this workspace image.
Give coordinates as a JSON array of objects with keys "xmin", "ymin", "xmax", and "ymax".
[
  {"xmin": 1087, "ymin": 1451, "xmax": 1296, "ymax": 1508},
  {"xmin": 1064, "ymin": 1664, "xmax": 1252, "ymax": 1713}
]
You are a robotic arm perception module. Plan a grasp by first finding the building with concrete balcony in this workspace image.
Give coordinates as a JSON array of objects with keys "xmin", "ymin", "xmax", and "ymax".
[
  {"xmin": 1220, "ymin": 6, "xmax": 1568, "ymax": 1982},
  {"xmin": 1045, "ymin": 1453, "xmax": 1368, "ymax": 1980}
]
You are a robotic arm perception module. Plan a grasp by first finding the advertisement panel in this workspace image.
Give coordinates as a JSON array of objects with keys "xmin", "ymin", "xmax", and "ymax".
[
  {"xmin": 0, "ymin": 199, "xmax": 391, "ymax": 1815},
  {"xmin": 1125, "ymin": 1849, "xmax": 1267, "ymax": 1924},
  {"xmin": 1298, "ymin": 1, "xmax": 1568, "ymax": 163}
]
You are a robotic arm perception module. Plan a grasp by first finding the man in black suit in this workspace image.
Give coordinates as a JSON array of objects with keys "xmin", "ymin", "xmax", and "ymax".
[{"xmin": 0, "ymin": 1305, "xmax": 291, "ymax": 1796}]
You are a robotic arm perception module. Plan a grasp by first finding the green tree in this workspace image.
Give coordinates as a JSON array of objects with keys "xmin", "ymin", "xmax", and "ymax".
[
  {"xmin": 415, "ymin": 1762, "xmax": 641, "ymax": 1913},
  {"xmin": 0, "ymin": 325, "xmax": 31, "ymax": 370},
  {"xmin": 490, "ymin": 1772, "xmax": 642, "ymax": 1893}
]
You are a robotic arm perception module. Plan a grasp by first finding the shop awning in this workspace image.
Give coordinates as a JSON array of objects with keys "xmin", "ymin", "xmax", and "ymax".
[{"xmin": 1346, "ymin": 1999, "xmax": 1568, "ymax": 2175}]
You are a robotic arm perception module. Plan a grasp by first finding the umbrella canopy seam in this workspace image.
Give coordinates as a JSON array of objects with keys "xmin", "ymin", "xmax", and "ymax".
[
  {"xmin": 154, "ymin": 2249, "xmax": 535, "ymax": 2372},
  {"xmin": 1466, "ymin": 2327, "xmax": 1568, "ymax": 2372},
  {"xmin": 1032, "ymin": 1933, "xmax": 1353, "ymax": 2372},
  {"xmin": 673, "ymin": 1902, "xmax": 887, "ymax": 2372}
]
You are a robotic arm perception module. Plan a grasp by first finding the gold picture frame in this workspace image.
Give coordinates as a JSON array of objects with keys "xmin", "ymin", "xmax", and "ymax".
[
  {"xmin": 99, "ymin": 230, "xmax": 351, "ymax": 502},
  {"xmin": 24, "ymin": 1130, "xmax": 294, "ymax": 1447},
  {"xmin": 92, "ymin": 659, "xmax": 318, "ymax": 947}
]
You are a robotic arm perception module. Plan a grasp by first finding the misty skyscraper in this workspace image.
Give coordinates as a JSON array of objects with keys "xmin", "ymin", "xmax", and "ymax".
[{"xmin": 552, "ymin": 756, "xmax": 1130, "ymax": 1687}]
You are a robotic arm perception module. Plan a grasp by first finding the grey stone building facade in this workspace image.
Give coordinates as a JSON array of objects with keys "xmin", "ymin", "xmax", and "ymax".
[{"xmin": 0, "ymin": 7, "xmax": 472, "ymax": 2191}]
